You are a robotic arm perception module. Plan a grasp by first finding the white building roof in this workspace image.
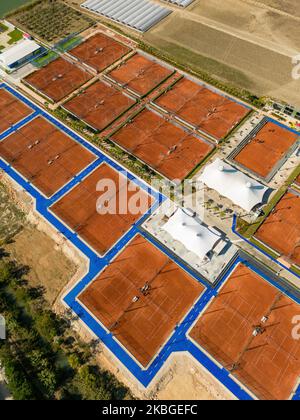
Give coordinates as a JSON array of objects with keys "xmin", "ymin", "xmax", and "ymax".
[
  {"xmin": 0, "ymin": 39, "xmax": 40, "ymax": 67},
  {"xmin": 162, "ymin": 208, "xmax": 222, "ymax": 260},
  {"xmin": 82, "ymin": 0, "xmax": 171, "ymax": 32},
  {"xmin": 199, "ymin": 158, "xmax": 269, "ymax": 212}
]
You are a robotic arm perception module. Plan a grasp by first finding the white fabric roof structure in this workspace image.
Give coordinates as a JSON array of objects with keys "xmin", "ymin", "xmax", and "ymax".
[
  {"xmin": 0, "ymin": 39, "xmax": 40, "ymax": 67},
  {"xmin": 199, "ymin": 158, "xmax": 269, "ymax": 212},
  {"xmin": 162, "ymin": 208, "xmax": 222, "ymax": 260},
  {"xmin": 81, "ymin": 0, "xmax": 171, "ymax": 32}
]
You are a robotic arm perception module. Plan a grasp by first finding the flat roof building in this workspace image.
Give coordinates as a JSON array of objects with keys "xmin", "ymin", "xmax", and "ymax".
[{"xmin": 0, "ymin": 39, "xmax": 43, "ymax": 71}]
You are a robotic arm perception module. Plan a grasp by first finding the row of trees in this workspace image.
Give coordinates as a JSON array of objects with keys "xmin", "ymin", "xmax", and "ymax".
[
  {"xmin": 0, "ymin": 256, "xmax": 132, "ymax": 400},
  {"xmin": 9, "ymin": 1, "xmax": 93, "ymax": 43}
]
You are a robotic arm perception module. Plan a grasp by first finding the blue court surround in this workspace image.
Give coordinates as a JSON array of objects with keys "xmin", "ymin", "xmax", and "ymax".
[
  {"xmin": 232, "ymin": 214, "xmax": 300, "ymax": 282},
  {"xmin": 0, "ymin": 82, "xmax": 299, "ymax": 400}
]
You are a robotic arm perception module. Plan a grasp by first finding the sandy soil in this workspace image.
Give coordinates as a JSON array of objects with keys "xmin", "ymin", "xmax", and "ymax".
[
  {"xmin": 252, "ymin": 0, "xmax": 300, "ymax": 17},
  {"xmin": 144, "ymin": 0, "xmax": 300, "ymax": 106},
  {"xmin": 190, "ymin": 0, "xmax": 300, "ymax": 52},
  {"xmin": 153, "ymin": 353, "xmax": 234, "ymax": 400},
  {"xmin": 4, "ymin": 226, "xmax": 77, "ymax": 305}
]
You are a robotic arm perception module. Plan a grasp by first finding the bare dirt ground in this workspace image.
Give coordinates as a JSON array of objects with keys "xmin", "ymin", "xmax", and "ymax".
[
  {"xmin": 0, "ymin": 173, "xmax": 78, "ymax": 305},
  {"xmin": 152, "ymin": 353, "xmax": 234, "ymax": 400},
  {"xmin": 4, "ymin": 227, "xmax": 77, "ymax": 305},
  {"xmin": 253, "ymin": 0, "xmax": 300, "ymax": 17},
  {"xmin": 72, "ymin": 318, "xmax": 234, "ymax": 400},
  {"xmin": 144, "ymin": 0, "xmax": 300, "ymax": 106}
]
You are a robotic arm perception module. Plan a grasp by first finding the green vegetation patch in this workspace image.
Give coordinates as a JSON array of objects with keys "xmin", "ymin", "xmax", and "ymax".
[
  {"xmin": 7, "ymin": 28, "xmax": 23, "ymax": 44},
  {"xmin": 55, "ymin": 36, "xmax": 82, "ymax": 53},
  {"xmin": 0, "ymin": 183, "xmax": 25, "ymax": 244},
  {"xmin": 32, "ymin": 49, "xmax": 58, "ymax": 68},
  {"xmin": 0, "ymin": 254, "xmax": 132, "ymax": 400},
  {"xmin": 7, "ymin": 0, "xmax": 94, "ymax": 43},
  {"xmin": 0, "ymin": 22, "xmax": 9, "ymax": 33}
]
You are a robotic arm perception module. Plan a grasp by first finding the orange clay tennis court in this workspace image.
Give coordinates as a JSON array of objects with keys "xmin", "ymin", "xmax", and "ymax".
[
  {"xmin": 107, "ymin": 53, "xmax": 174, "ymax": 97},
  {"xmin": 190, "ymin": 263, "xmax": 300, "ymax": 400},
  {"xmin": 154, "ymin": 78, "xmax": 249, "ymax": 141},
  {"xmin": 0, "ymin": 89, "xmax": 32, "ymax": 134},
  {"xmin": 23, "ymin": 57, "xmax": 92, "ymax": 102},
  {"xmin": 0, "ymin": 116, "xmax": 95, "ymax": 197},
  {"xmin": 50, "ymin": 164, "xmax": 153, "ymax": 255},
  {"xmin": 111, "ymin": 108, "xmax": 214, "ymax": 181},
  {"xmin": 78, "ymin": 234, "xmax": 204, "ymax": 367},
  {"xmin": 69, "ymin": 33, "xmax": 131, "ymax": 73},
  {"xmin": 234, "ymin": 122, "xmax": 299, "ymax": 179},
  {"xmin": 255, "ymin": 190, "xmax": 300, "ymax": 267},
  {"xmin": 63, "ymin": 81, "xmax": 135, "ymax": 132}
]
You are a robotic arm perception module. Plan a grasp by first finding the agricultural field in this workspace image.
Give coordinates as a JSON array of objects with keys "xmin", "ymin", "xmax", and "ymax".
[
  {"xmin": 253, "ymin": 0, "xmax": 300, "ymax": 17},
  {"xmin": 143, "ymin": 0, "xmax": 300, "ymax": 106},
  {"xmin": 7, "ymin": 0, "xmax": 94, "ymax": 43},
  {"xmin": 0, "ymin": 180, "xmax": 76, "ymax": 304}
]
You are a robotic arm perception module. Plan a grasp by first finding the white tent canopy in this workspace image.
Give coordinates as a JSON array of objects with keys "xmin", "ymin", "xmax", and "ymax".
[
  {"xmin": 198, "ymin": 158, "xmax": 269, "ymax": 212},
  {"xmin": 162, "ymin": 208, "xmax": 221, "ymax": 260}
]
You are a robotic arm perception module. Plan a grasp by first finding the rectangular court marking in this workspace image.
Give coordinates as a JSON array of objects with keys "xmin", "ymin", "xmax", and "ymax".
[
  {"xmin": 110, "ymin": 108, "xmax": 214, "ymax": 181},
  {"xmin": 68, "ymin": 32, "xmax": 131, "ymax": 73},
  {"xmin": 107, "ymin": 53, "xmax": 174, "ymax": 97},
  {"xmin": 50, "ymin": 164, "xmax": 153, "ymax": 256},
  {"xmin": 63, "ymin": 80, "xmax": 136, "ymax": 132},
  {"xmin": 0, "ymin": 89, "xmax": 33, "ymax": 134},
  {"xmin": 78, "ymin": 234, "xmax": 205, "ymax": 368},
  {"xmin": 189, "ymin": 263, "xmax": 300, "ymax": 400},
  {"xmin": 23, "ymin": 57, "xmax": 93, "ymax": 103},
  {"xmin": 254, "ymin": 190, "xmax": 300, "ymax": 267},
  {"xmin": 0, "ymin": 116, "xmax": 96, "ymax": 197},
  {"xmin": 234, "ymin": 121, "xmax": 299, "ymax": 179},
  {"xmin": 154, "ymin": 77, "xmax": 249, "ymax": 141}
]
